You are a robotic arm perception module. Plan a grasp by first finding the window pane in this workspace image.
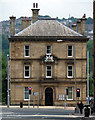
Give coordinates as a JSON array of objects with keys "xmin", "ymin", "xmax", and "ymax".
[
  {"xmin": 47, "ymin": 46, "xmax": 51, "ymax": 54},
  {"xmin": 68, "ymin": 87, "xmax": 73, "ymax": 99},
  {"xmin": 47, "ymin": 66, "xmax": 51, "ymax": 69},
  {"xmin": 68, "ymin": 92, "xmax": 72, "ymax": 99},
  {"xmin": 68, "ymin": 71, "xmax": 72, "ymax": 76},
  {"xmin": 46, "ymin": 66, "xmax": 52, "ymax": 77},
  {"xmin": 25, "ymin": 66, "xmax": 29, "ymax": 70},
  {"xmin": 25, "ymin": 46, "xmax": 29, "ymax": 56},
  {"xmin": 68, "ymin": 46, "xmax": 72, "ymax": 49},
  {"xmin": 68, "ymin": 66, "xmax": 72, "ymax": 70},
  {"xmin": 25, "ymin": 71, "xmax": 29, "ymax": 76},
  {"xmin": 25, "ymin": 66, "xmax": 29, "ymax": 77},
  {"xmin": 68, "ymin": 46, "xmax": 72, "ymax": 56},
  {"xmin": 26, "ymin": 50, "xmax": 29, "ymax": 56},
  {"xmin": 25, "ymin": 46, "xmax": 29, "ymax": 49},
  {"xmin": 25, "ymin": 87, "xmax": 28, "ymax": 91},
  {"xmin": 24, "ymin": 87, "xmax": 29, "ymax": 99},
  {"xmin": 47, "ymin": 71, "xmax": 51, "ymax": 76},
  {"xmin": 68, "ymin": 66, "xmax": 72, "ymax": 77}
]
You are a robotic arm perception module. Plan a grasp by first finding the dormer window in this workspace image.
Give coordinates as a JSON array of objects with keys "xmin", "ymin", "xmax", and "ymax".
[
  {"xmin": 47, "ymin": 45, "xmax": 51, "ymax": 55},
  {"xmin": 24, "ymin": 45, "xmax": 30, "ymax": 57}
]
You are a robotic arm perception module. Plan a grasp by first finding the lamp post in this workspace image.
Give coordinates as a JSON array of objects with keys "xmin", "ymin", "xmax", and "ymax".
[
  {"xmin": 93, "ymin": 0, "xmax": 95, "ymax": 114},
  {"xmin": 74, "ymin": 44, "xmax": 77, "ymax": 106},
  {"xmin": 87, "ymin": 51, "xmax": 89, "ymax": 105},
  {"xmin": 7, "ymin": 54, "xmax": 10, "ymax": 108}
]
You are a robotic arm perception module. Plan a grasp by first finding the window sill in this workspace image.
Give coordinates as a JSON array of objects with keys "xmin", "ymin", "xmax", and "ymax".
[
  {"xmin": 67, "ymin": 99, "xmax": 73, "ymax": 101},
  {"xmin": 67, "ymin": 76, "xmax": 73, "ymax": 78},
  {"xmin": 24, "ymin": 56, "xmax": 30, "ymax": 57},
  {"xmin": 46, "ymin": 76, "xmax": 52, "ymax": 78},
  {"xmin": 68, "ymin": 56, "xmax": 73, "ymax": 57},
  {"xmin": 24, "ymin": 77, "xmax": 30, "ymax": 78},
  {"xmin": 24, "ymin": 99, "xmax": 30, "ymax": 101}
]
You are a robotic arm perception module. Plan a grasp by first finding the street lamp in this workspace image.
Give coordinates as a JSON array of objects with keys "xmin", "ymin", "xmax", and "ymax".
[{"xmin": 7, "ymin": 54, "xmax": 10, "ymax": 108}]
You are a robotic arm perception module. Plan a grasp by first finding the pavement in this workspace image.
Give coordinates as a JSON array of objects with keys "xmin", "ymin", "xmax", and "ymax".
[
  {"xmin": 0, "ymin": 105, "xmax": 95, "ymax": 119},
  {"xmin": 0, "ymin": 105, "xmax": 75, "ymax": 110}
]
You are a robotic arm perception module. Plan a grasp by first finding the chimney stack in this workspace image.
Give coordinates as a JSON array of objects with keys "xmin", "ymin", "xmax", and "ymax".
[
  {"xmin": 77, "ymin": 19, "xmax": 81, "ymax": 34},
  {"xmin": 80, "ymin": 14, "xmax": 87, "ymax": 36},
  {"xmin": 31, "ymin": 3, "xmax": 40, "ymax": 23},
  {"xmin": 22, "ymin": 17, "xmax": 31, "ymax": 30},
  {"xmin": 93, "ymin": 0, "xmax": 95, "ymax": 113},
  {"xmin": 10, "ymin": 16, "xmax": 16, "ymax": 36},
  {"xmin": 72, "ymin": 22, "xmax": 77, "ymax": 32}
]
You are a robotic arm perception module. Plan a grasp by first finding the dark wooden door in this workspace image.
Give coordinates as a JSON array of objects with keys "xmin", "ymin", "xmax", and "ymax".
[{"xmin": 45, "ymin": 88, "xmax": 53, "ymax": 106}]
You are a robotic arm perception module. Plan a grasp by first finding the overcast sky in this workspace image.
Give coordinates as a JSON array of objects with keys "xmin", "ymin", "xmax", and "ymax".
[{"xmin": 0, "ymin": 0, "xmax": 93, "ymax": 21}]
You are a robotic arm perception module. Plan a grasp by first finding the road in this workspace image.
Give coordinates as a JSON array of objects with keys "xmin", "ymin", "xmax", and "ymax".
[{"xmin": 1, "ymin": 107, "xmax": 94, "ymax": 120}]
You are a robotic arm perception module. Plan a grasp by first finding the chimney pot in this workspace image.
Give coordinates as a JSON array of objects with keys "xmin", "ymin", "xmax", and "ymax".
[
  {"xmin": 82, "ymin": 14, "xmax": 86, "ymax": 19},
  {"xmin": 73, "ymin": 22, "xmax": 76, "ymax": 25},
  {"xmin": 33, "ymin": 3, "xmax": 35, "ymax": 8},
  {"xmin": 79, "ymin": 19, "xmax": 81, "ymax": 22},
  {"xmin": 72, "ymin": 22, "xmax": 77, "ymax": 31},
  {"xmin": 36, "ymin": 3, "xmax": 38, "ymax": 8},
  {"xmin": 31, "ymin": 3, "xmax": 40, "ymax": 23}
]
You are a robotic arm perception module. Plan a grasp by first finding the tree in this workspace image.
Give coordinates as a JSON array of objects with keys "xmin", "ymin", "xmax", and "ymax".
[{"xmin": 2, "ymin": 54, "xmax": 7, "ymax": 104}]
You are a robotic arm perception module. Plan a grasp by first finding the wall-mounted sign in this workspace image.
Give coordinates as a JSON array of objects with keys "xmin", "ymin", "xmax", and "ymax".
[
  {"xmin": 58, "ymin": 94, "xmax": 64, "ymax": 100},
  {"xmin": 33, "ymin": 92, "xmax": 39, "ymax": 96}
]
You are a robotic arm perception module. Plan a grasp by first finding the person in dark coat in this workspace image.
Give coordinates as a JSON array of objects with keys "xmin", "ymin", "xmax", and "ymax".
[{"xmin": 79, "ymin": 101, "xmax": 84, "ymax": 114}]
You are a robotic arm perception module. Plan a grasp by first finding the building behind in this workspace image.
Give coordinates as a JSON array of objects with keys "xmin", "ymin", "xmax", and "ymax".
[{"xmin": 9, "ymin": 3, "xmax": 88, "ymax": 106}]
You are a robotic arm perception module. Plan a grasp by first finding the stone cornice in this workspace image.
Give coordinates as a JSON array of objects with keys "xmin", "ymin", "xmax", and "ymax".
[{"xmin": 9, "ymin": 36, "xmax": 89, "ymax": 42}]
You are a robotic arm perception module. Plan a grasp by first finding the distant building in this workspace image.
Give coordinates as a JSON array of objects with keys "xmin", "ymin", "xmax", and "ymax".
[
  {"xmin": 9, "ymin": 3, "xmax": 88, "ymax": 106},
  {"xmin": 87, "ymin": 30, "xmax": 93, "ymax": 40}
]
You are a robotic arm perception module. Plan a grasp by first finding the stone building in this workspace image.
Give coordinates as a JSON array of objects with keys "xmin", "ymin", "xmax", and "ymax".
[{"xmin": 9, "ymin": 3, "xmax": 88, "ymax": 106}]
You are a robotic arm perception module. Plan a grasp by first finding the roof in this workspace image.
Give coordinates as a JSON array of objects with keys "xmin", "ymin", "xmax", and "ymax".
[{"xmin": 15, "ymin": 19, "xmax": 82, "ymax": 37}]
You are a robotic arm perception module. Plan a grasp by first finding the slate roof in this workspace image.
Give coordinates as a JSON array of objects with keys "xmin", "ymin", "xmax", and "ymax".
[{"xmin": 15, "ymin": 19, "xmax": 82, "ymax": 37}]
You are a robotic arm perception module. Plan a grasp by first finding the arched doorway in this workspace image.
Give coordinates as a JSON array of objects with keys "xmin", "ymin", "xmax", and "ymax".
[{"xmin": 45, "ymin": 87, "xmax": 53, "ymax": 106}]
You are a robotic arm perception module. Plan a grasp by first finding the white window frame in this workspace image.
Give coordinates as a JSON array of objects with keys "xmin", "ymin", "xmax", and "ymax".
[
  {"xmin": 67, "ymin": 87, "xmax": 73, "ymax": 100},
  {"xmin": 24, "ymin": 87, "xmax": 30, "ymax": 101},
  {"xmin": 68, "ymin": 45, "xmax": 73, "ymax": 57},
  {"xmin": 46, "ymin": 65, "xmax": 52, "ymax": 78},
  {"xmin": 46, "ymin": 45, "xmax": 52, "ymax": 55},
  {"xmin": 67, "ymin": 65, "xmax": 73, "ymax": 78},
  {"xmin": 24, "ymin": 66, "xmax": 30, "ymax": 78},
  {"xmin": 24, "ymin": 45, "xmax": 30, "ymax": 57}
]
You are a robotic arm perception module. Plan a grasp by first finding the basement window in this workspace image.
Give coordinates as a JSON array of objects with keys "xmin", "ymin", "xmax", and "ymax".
[{"xmin": 24, "ymin": 45, "xmax": 30, "ymax": 57}]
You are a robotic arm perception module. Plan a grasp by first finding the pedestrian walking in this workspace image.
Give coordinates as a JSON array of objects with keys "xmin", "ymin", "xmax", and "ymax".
[
  {"xmin": 90, "ymin": 100, "xmax": 93, "ymax": 114},
  {"xmin": 79, "ymin": 101, "xmax": 84, "ymax": 114}
]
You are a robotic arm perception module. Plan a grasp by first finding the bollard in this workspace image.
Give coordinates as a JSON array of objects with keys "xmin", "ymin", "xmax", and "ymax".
[{"xmin": 20, "ymin": 102, "xmax": 23, "ymax": 108}]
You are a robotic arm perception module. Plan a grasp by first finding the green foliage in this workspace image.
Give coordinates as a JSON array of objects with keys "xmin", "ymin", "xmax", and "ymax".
[
  {"xmin": 87, "ymin": 40, "xmax": 94, "ymax": 95},
  {"xmin": 2, "ymin": 54, "xmax": 7, "ymax": 104},
  {"xmin": 86, "ymin": 17, "xmax": 93, "ymax": 24},
  {"xmin": 89, "ymin": 77, "xmax": 93, "ymax": 96},
  {"xmin": 38, "ymin": 15, "xmax": 51, "ymax": 18},
  {"xmin": 2, "ymin": 35, "xmax": 9, "ymax": 52},
  {"xmin": 87, "ymin": 40, "xmax": 93, "ymax": 73}
]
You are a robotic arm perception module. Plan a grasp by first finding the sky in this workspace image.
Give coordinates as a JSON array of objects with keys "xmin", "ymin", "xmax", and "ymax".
[{"xmin": 0, "ymin": 0, "xmax": 93, "ymax": 21}]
